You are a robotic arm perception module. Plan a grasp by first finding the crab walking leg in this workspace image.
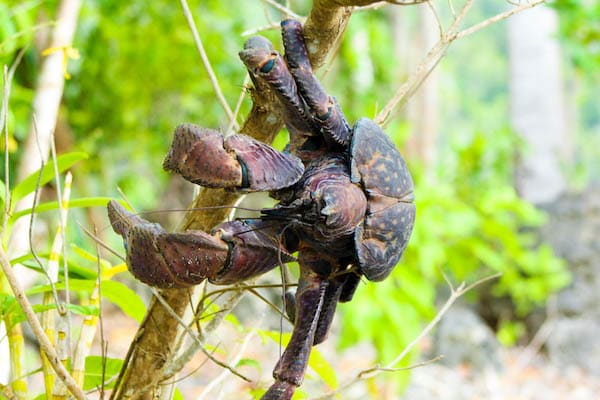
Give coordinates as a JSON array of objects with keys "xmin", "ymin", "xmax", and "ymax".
[
  {"xmin": 107, "ymin": 200, "xmax": 294, "ymax": 288},
  {"xmin": 262, "ymin": 270, "xmax": 328, "ymax": 400},
  {"xmin": 163, "ymin": 123, "xmax": 304, "ymax": 191},
  {"xmin": 239, "ymin": 37, "xmax": 317, "ymax": 140},
  {"xmin": 280, "ymin": 19, "xmax": 351, "ymax": 147},
  {"xmin": 312, "ymin": 277, "xmax": 344, "ymax": 345}
]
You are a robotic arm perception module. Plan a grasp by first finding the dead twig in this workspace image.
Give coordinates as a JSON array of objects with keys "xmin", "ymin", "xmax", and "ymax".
[{"xmin": 261, "ymin": 0, "xmax": 305, "ymax": 20}]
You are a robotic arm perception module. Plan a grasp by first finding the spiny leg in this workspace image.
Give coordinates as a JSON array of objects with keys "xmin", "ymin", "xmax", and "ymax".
[
  {"xmin": 262, "ymin": 268, "xmax": 328, "ymax": 400},
  {"xmin": 280, "ymin": 19, "xmax": 351, "ymax": 147},
  {"xmin": 239, "ymin": 36, "xmax": 318, "ymax": 147}
]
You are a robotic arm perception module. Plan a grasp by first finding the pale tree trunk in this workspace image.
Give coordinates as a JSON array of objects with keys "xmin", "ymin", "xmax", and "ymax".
[
  {"xmin": 1, "ymin": 0, "xmax": 81, "ymax": 387},
  {"xmin": 508, "ymin": 6, "xmax": 570, "ymax": 204},
  {"xmin": 393, "ymin": 5, "xmax": 440, "ymax": 172},
  {"xmin": 8, "ymin": 0, "xmax": 82, "ymax": 260}
]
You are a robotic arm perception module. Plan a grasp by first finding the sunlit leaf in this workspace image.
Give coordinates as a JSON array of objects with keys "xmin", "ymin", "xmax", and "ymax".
[
  {"xmin": 27, "ymin": 279, "xmax": 146, "ymax": 323},
  {"xmin": 84, "ymin": 355, "xmax": 123, "ymax": 390},
  {"xmin": 11, "ymin": 152, "xmax": 88, "ymax": 202},
  {"xmin": 10, "ymin": 196, "xmax": 114, "ymax": 222}
]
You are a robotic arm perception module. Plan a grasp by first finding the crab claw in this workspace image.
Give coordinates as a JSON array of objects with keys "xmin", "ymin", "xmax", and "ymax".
[
  {"xmin": 107, "ymin": 200, "xmax": 229, "ymax": 288},
  {"xmin": 163, "ymin": 124, "xmax": 304, "ymax": 192},
  {"xmin": 107, "ymin": 200, "xmax": 295, "ymax": 288}
]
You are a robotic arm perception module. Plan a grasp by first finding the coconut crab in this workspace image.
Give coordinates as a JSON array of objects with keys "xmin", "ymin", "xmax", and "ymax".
[{"xmin": 107, "ymin": 19, "xmax": 415, "ymax": 400}]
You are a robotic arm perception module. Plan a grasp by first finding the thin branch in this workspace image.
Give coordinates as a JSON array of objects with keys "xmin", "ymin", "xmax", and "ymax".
[
  {"xmin": 0, "ymin": 382, "xmax": 17, "ymax": 400},
  {"xmin": 359, "ymin": 354, "xmax": 443, "ymax": 376},
  {"xmin": 375, "ymin": 0, "xmax": 474, "ymax": 126},
  {"xmin": 196, "ymin": 319, "xmax": 261, "ymax": 399},
  {"xmin": 225, "ymin": 74, "xmax": 251, "ymax": 136},
  {"xmin": 447, "ymin": 0, "xmax": 457, "ymax": 18},
  {"xmin": 241, "ymin": 22, "xmax": 281, "ymax": 37},
  {"xmin": 375, "ymin": 0, "xmax": 546, "ymax": 127},
  {"xmin": 0, "ymin": 247, "xmax": 87, "ymax": 399},
  {"xmin": 79, "ymin": 223, "xmax": 126, "ymax": 262},
  {"xmin": 179, "ymin": 0, "xmax": 237, "ymax": 130},
  {"xmin": 248, "ymin": 287, "xmax": 293, "ymax": 324},
  {"xmin": 2, "ymin": 48, "xmax": 26, "ymax": 235},
  {"xmin": 262, "ymin": 0, "xmax": 304, "ymax": 20},
  {"xmin": 312, "ymin": 273, "xmax": 501, "ymax": 399},
  {"xmin": 152, "ymin": 288, "xmax": 251, "ymax": 383},
  {"xmin": 426, "ymin": 0, "xmax": 444, "ymax": 39},
  {"xmin": 455, "ymin": 0, "xmax": 546, "ymax": 40}
]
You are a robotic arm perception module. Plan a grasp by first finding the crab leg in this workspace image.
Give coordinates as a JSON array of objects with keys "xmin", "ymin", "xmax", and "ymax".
[
  {"xmin": 262, "ymin": 269, "xmax": 328, "ymax": 400},
  {"xmin": 280, "ymin": 20, "xmax": 351, "ymax": 147},
  {"xmin": 239, "ymin": 36, "xmax": 318, "ymax": 144}
]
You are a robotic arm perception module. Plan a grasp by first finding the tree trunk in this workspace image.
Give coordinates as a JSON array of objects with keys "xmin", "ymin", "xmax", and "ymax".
[
  {"xmin": 508, "ymin": 6, "xmax": 570, "ymax": 204},
  {"xmin": 0, "ymin": 0, "xmax": 81, "ymax": 387},
  {"xmin": 8, "ymin": 0, "xmax": 81, "ymax": 261}
]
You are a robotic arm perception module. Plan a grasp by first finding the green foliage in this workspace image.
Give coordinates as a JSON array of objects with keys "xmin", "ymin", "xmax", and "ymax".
[
  {"xmin": 433, "ymin": 128, "xmax": 569, "ymax": 313},
  {"xmin": 261, "ymin": 330, "xmax": 338, "ymax": 392},
  {"xmin": 83, "ymin": 355, "xmax": 123, "ymax": 390},
  {"xmin": 339, "ymin": 127, "xmax": 570, "ymax": 382},
  {"xmin": 10, "ymin": 152, "xmax": 88, "ymax": 201},
  {"xmin": 553, "ymin": 0, "xmax": 600, "ymax": 74},
  {"xmin": 552, "ymin": 0, "xmax": 600, "ymax": 181},
  {"xmin": 0, "ymin": 150, "xmax": 144, "ymax": 395},
  {"xmin": 496, "ymin": 320, "xmax": 526, "ymax": 347}
]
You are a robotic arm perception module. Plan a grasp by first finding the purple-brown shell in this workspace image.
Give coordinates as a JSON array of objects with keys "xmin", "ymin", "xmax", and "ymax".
[{"xmin": 350, "ymin": 118, "xmax": 416, "ymax": 281}]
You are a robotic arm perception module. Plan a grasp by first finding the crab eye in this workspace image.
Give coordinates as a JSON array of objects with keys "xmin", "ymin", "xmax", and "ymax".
[{"xmin": 259, "ymin": 58, "xmax": 275, "ymax": 74}]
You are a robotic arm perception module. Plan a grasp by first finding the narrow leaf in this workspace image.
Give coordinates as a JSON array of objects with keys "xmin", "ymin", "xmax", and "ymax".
[
  {"xmin": 27, "ymin": 279, "xmax": 146, "ymax": 322},
  {"xmin": 10, "ymin": 196, "xmax": 112, "ymax": 222},
  {"xmin": 11, "ymin": 152, "xmax": 88, "ymax": 201},
  {"xmin": 83, "ymin": 356, "xmax": 123, "ymax": 390}
]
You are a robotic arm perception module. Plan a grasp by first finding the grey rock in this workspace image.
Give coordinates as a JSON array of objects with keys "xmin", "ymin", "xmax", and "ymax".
[
  {"xmin": 433, "ymin": 304, "xmax": 502, "ymax": 372},
  {"xmin": 546, "ymin": 318, "xmax": 600, "ymax": 375}
]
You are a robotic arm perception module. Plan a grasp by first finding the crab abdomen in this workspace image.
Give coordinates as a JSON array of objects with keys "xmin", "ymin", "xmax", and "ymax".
[{"xmin": 350, "ymin": 118, "xmax": 416, "ymax": 281}]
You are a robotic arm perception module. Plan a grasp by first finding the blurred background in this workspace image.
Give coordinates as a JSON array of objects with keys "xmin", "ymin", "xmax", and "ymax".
[{"xmin": 1, "ymin": 0, "xmax": 599, "ymax": 398}]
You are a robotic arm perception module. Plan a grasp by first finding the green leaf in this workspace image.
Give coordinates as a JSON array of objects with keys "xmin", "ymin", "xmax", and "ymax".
[
  {"xmin": 11, "ymin": 152, "xmax": 88, "ymax": 202},
  {"xmin": 100, "ymin": 280, "xmax": 147, "ymax": 323},
  {"xmin": 236, "ymin": 358, "xmax": 261, "ymax": 374},
  {"xmin": 83, "ymin": 355, "xmax": 123, "ymax": 390},
  {"xmin": 2, "ymin": 300, "xmax": 99, "ymax": 327},
  {"xmin": 27, "ymin": 279, "xmax": 146, "ymax": 323},
  {"xmin": 14, "ymin": 253, "xmax": 98, "ymax": 280},
  {"xmin": 173, "ymin": 388, "xmax": 184, "ymax": 400},
  {"xmin": 10, "ymin": 196, "xmax": 113, "ymax": 222},
  {"xmin": 306, "ymin": 347, "xmax": 338, "ymax": 389},
  {"xmin": 0, "ymin": 179, "xmax": 5, "ymax": 205}
]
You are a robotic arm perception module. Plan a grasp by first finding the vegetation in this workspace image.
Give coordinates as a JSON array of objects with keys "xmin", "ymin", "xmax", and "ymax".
[{"xmin": 0, "ymin": 0, "xmax": 596, "ymax": 398}]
